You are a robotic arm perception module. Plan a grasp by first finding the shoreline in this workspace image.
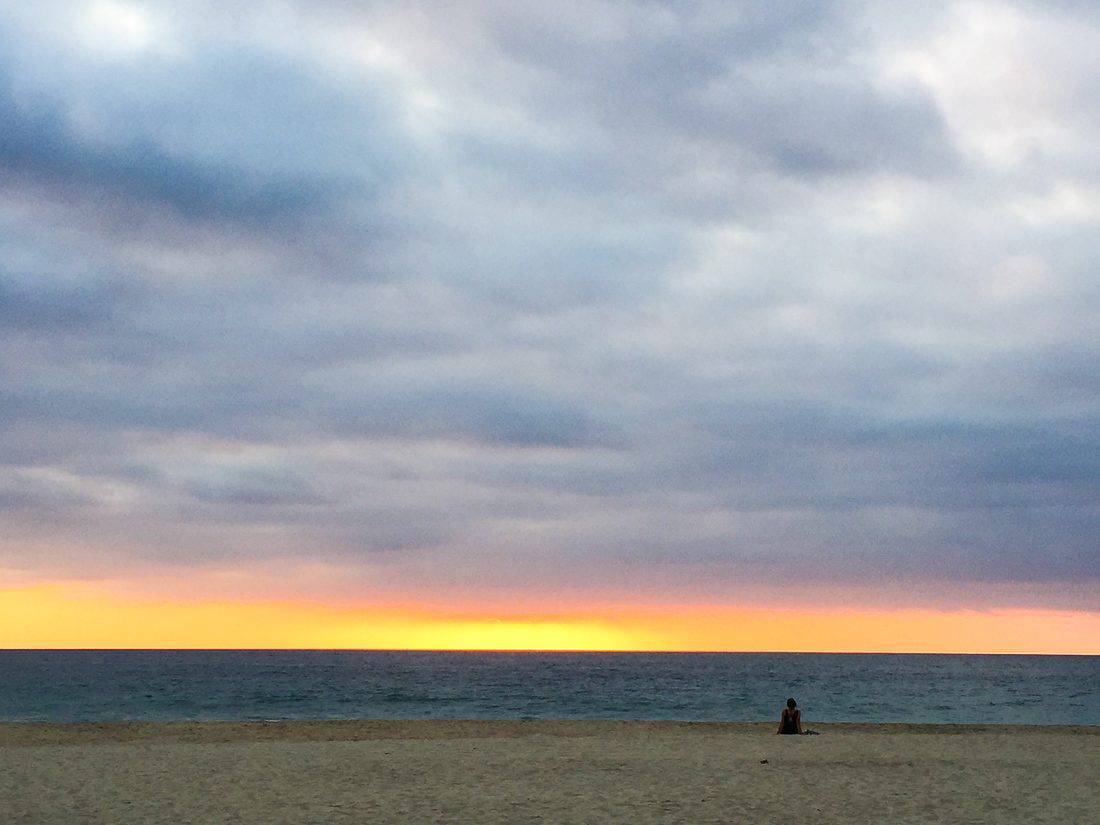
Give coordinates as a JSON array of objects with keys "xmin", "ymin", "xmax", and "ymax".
[{"xmin": 3, "ymin": 718, "xmax": 1099, "ymax": 746}]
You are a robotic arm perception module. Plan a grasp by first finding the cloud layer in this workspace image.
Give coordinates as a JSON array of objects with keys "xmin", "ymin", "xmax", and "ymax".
[{"xmin": 2, "ymin": 0, "xmax": 1097, "ymax": 610}]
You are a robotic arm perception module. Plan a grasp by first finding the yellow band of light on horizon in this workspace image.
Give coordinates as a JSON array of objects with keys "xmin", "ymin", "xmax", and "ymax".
[{"xmin": 2, "ymin": 584, "xmax": 1098, "ymax": 654}]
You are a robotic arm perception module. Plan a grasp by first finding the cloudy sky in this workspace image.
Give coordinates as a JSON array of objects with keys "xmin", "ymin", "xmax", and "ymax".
[{"xmin": 2, "ymin": 0, "xmax": 1098, "ymax": 635}]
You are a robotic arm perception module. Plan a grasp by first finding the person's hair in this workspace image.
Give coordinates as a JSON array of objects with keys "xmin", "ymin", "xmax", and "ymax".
[{"xmin": 786, "ymin": 697, "xmax": 797, "ymax": 709}]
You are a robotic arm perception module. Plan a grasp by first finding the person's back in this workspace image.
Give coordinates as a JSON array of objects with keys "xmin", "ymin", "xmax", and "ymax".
[{"xmin": 777, "ymin": 698, "xmax": 802, "ymax": 734}]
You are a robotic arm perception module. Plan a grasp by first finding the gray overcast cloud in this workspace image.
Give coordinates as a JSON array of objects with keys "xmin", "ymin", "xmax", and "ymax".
[{"xmin": 1, "ymin": 0, "xmax": 1097, "ymax": 609}]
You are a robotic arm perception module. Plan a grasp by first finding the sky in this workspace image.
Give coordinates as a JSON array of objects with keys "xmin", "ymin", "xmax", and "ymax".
[{"xmin": 1, "ymin": 1, "xmax": 1098, "ymax": 651}]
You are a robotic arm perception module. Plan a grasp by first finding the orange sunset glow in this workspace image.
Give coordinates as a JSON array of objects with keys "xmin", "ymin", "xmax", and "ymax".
[{"xmin": 4, "ymin": 585, "xmax": 1098, "ymax": 654}]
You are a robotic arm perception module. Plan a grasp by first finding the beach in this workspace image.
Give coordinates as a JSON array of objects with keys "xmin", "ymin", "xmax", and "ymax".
[{"xmin": 1, "ymin": 721, "xmax": 1096, "ymax": 823}]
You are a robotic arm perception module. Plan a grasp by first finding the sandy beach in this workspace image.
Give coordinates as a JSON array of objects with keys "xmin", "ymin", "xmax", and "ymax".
[{"xmin": 1, "ymin": 720, "xmax": 1097, "ymax": 823}]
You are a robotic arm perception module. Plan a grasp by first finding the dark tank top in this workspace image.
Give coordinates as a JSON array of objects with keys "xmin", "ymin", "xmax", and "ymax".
[{"xmin": 779, "ymin": 708, "xmax": 799, "ymax": 734}]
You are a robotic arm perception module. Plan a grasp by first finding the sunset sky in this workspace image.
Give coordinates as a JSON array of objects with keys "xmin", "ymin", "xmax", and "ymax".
[{"xmin": 1, "ymin": 1, "xmax": 1098, "ymax": 652}]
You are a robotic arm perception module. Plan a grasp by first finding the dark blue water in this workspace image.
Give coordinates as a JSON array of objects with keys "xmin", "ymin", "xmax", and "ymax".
[{"xmin": 0, "ymin": 651, "xmax": 1095, "ymax": 724}]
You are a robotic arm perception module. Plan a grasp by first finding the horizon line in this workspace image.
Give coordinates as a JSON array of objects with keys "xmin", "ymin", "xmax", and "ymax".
[{"xmin": 4, "ymin": 647, "xmax": 1097, "ymax": 656}]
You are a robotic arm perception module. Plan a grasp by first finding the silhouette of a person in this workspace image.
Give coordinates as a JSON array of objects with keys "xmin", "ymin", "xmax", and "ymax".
[{"xmin": 777, "ymin": 697, "xmax": 803, "ymax": 734}]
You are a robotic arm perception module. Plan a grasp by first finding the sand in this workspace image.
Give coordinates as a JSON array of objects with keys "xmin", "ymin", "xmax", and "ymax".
[{"xmin": 1, "ymin": 721, "xmax": 1097, "ymax": 823}]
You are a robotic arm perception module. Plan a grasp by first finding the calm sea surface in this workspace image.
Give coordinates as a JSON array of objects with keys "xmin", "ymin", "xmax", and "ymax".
[{"xmin": 0, "ymin": 651, "xmax": 1095, "ymax": 724}]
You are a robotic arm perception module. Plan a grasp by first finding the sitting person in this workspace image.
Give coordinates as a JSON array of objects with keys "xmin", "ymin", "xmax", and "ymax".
[{"xmin": 777, "ymin": 697, "xmax": 803, "ymax": 735}]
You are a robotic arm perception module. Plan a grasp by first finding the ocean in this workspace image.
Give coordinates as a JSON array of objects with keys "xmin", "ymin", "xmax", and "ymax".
[{"xmin": 1, "ymin": 650, "xmax": 1096, "ymax": 724}]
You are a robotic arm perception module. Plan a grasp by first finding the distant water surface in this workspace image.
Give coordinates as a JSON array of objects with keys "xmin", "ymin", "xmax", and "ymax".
[{"xmin": 0, "ymin": 651, "xmax": 1096, "ymax": 724}]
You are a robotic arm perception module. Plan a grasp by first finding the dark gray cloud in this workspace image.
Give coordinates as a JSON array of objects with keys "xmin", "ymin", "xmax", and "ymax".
[
  {"xmin": 0, "ymin": 64, "xmax": 352, "ymax": 225},
  {"xmin": 481, "ymin": 0, "xmax": 954, "ymax": 186},
  {"xmin": 0, "ymin": 0, "xmax": 1097, "ymax": 610},
  {"xmin": 0, "ymin": 268, "xmax": 142, "ymax": 331}
]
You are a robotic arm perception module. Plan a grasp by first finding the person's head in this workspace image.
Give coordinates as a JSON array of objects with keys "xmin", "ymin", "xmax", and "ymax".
[{"xmin": 786, "ymin": 697, "xmax": 797, "ymax": 709}]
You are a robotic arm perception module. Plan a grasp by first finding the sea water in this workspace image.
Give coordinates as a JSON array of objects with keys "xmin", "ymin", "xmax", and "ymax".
[{"xmin": 0, "ymin": 650, "xmax": 1095, "ymax": 724}]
